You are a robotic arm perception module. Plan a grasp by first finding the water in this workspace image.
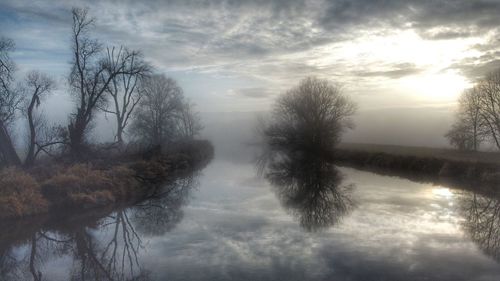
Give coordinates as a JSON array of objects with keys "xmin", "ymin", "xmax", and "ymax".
[{"xmin": 1, "ymin": 156, "xmax": 500, "ymax": 281}]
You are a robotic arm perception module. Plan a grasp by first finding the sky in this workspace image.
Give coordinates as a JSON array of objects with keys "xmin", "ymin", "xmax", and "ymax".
[{"xmin": 1, "ymin": 0, "xmax": 500, "ymax": 147}]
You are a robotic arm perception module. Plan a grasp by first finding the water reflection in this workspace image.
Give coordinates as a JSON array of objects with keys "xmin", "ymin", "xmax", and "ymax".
[
  {"xmin": 133, "ymin": 175, "xmax": 196, "ymax": 237},
  {"xmin": 460, "ymin": 189, "xmax": 500, "ymax": 262},
  {"xmin": 0, "ymin": 171, "xmax": 199, "ymax": 281},
  {"xmin": 257, "ymin": 148, "xmax": 355, "ymax": 231},
  {"xmin": 3, "ymin": 152, "xmax": 500, "ymax": 280}
]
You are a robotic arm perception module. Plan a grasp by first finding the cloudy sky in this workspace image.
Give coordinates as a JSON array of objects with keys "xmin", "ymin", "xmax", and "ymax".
[{"xmin": 1, "ymin": 0, "xmax": 500, "ymax": 146}]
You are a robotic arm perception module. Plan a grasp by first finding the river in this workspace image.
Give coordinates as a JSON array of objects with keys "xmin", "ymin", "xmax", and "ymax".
[{"xmin": 1, "ymin": 155, "xmax": 500, "ymax": 280}]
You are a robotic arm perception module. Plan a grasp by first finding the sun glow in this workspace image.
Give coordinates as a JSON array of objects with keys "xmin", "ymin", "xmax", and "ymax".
[
  {"xmin": 400, "ymin": 71, "xmax": 471, "ymax": 103},
  {"xmin": 299, "ymin": 29, "xmax": 484, "ymax": 104}
]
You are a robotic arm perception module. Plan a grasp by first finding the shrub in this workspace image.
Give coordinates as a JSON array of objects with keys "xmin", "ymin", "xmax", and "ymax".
[
  {"xmin": 41, "ymin": 164, "xmax": 116, "ymax": 208},
  {"xmin": 130, "ymin": 159, "xmax": 170, "ymax": 183},
  {"xmin": 0, "ymin": 168, "xmax": 49, "ymax": 219},
  {"xmin": 40, "ymin": 163, "xmax": 143, "ymax": 209},
  {"xmin": 105, "ymin": 164, "xmax": 140, "ymax": 198}
]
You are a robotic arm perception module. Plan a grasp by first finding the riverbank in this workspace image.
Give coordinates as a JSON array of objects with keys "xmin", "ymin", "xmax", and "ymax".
[
  {"xmin": 334, "ymin": 143, "xmax": 500, "ymax": 186},
  {"xmin": 0, "ymin": 140, "xmax": 214, "ymax": 220}
]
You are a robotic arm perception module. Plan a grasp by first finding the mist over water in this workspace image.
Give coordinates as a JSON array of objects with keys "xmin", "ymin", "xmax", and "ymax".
[{"xmin": 200, "ymin": 108, "xmax": 457, "ymax": 157}]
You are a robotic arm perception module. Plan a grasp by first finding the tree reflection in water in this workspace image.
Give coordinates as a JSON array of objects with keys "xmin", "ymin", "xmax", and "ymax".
[
  {"xmin": 133, "ymin": 174, "xmax": 197, "ymax": 237},
  {"xmin": 0, "ymin": 171, "xmax": 198, "ymax": 281},
  {"xmin": 257, "ymin": 147, "xmax": 355, "ymax": 232},
  {"xmin": 460, "ymin": 190, "xmax": 500, "ymax": 262}
]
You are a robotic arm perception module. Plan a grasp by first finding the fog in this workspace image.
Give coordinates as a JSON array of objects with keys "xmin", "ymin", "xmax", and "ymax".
[{"xmin": 199, "ymin": 107, "xmax": 462, "ymax": 162}]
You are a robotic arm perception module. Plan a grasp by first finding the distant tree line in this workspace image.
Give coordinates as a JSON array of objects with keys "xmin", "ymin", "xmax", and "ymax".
[
  {"xmin": 447, "ymin": 69, "xmax": 500, "ymax": 151},
  {"xmin": 0, "ymin": 8, "xmax": 202, "ymax": 168}
]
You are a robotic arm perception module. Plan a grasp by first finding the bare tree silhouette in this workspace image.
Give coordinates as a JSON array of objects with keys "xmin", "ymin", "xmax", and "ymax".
[
  {"xmin": 0, "ymin": 37, "xmax": 22, "ymax": 166},
  {"xmin": 20, "ymin": 71, "xmax": 55, "ymax": 166},
  {"xmin": 448, "ymin": 68, "xmax": 500, "ymax": 150},
  {"xmin": 447, "ymin": 87, "xmax": 488, "ymax": 151},
  {"xmin": 67, "ymin": 8, "xmax": 147, "ymax": 158},
  {"xmin": 100, "ymin": 50, "xmax": 151, "ymax": 145},
  {"xmin": 261, "ymin": 77, "xmax": 356, "ymax": 154},
  {"xmin": 131, "ymin": 74, "xmax": 199, "ymax": 148}
]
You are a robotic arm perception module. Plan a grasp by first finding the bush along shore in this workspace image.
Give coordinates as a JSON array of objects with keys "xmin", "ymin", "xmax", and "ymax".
[
  {"xmin": 333, "ymin": 148, "xmax": 500, "ymax": 187},
  {"xmin": 0, "ymin": 140, "xmax": 214, "ymax": 220}
]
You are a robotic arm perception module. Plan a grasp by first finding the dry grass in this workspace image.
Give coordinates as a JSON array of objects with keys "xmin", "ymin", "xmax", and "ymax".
[
  {"xmin": 0, "ymin": 168, "xmax": 49, "ymax": 219},
  {"xmin": 0, "ymin": 139, "xmax": 214, "ymax": 219},
  {"xmin": 335, "ymin": 143, "xmax": 500, "ymax": 185},
  {"xmin": 40, "ymin": 164, "xmax": 141, "ymax": 209},
  {"xmin": 339, "ymin": 143, "xmax": 500, "ymax": 164}
]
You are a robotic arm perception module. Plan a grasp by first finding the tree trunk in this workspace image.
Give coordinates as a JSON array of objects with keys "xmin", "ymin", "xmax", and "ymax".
[
  {"xmin": 0, "ymin": 119, "xmax": 21, "ymax": 166},
  {"xmin": 116, "ymin": 115, "xmax": 124, "ymax": 145},
  {"xmin": 24, "ymin": 97, "xmax": 37, "ymax": 167},
  {"xmin": 68, "ymin": 112, "xmax": 88, "ymax": 159},
  {"xmin": 473, "ymin": 125, "xmax": 477, "ymax": 151}
]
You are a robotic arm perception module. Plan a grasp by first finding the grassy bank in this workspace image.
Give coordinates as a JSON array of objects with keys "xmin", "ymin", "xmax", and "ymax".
[
  {"xmin": 0, "ymin": 140, "xmax": 214, "ymax": 220},
  {"xmin": 335, "ymin": 143, "xmax": 500, "ymax": 186}
]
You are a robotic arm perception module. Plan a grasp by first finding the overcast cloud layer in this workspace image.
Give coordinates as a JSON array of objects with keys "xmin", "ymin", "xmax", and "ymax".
[{"xmin": 1, "ymin": 0, "xmax": 500, "ymax": 146}]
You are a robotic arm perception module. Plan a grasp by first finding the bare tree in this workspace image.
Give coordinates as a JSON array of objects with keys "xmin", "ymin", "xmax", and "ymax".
[
  {"xmin": 476, "ymin": 69, "xmax": 500, "ymax": 150},
  {"xmin": 68, "ymin": 8, "xmax": 145, "ymax": 158},
  {"xmin": 33, "ymin": 121, "xmax": 67, "ymax": 160},
  {"xmin": 448, "ymin": 68, "xmax": 500, "ymax": 151},
  {"xmin": 461, "ymin": 88, "xmax": 488, "ymax": 151},
  {"xmin": 0, "ymin": 37, "xmax": 22, "ymax": 166},
  {"xmin": 446, "ymin": 120, "xmax": 474, "ymax": 150},
  {"xmin": 20, "ymin": 71, "xmax": 55, "ymax": 166},
  {"xmin": 446, "ymin": 88, "xmax": 488, "ymax": 151},
  {"xmin": 175, "ymin": 101, "xmax": 203, "ymax": 140},
  {"xmin": 100, "ymin": 50, "xmax": 150, "ymax": 145},
  {"xmin": 262, "ymin": 77, "xmax": 356, "ymax": 153},
  {"xmin": 131, "ymin": 74, "xmax": 184, "ymax": 147}
]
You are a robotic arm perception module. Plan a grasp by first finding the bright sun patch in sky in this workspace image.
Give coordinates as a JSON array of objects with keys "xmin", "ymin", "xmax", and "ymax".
[
  {"xmin": 400, "ymin": 71, "xmax": 471, "ymax": 103},
  {"xmin": 303, "ymin": 29, "xmax": 484, "ymax": 106}
]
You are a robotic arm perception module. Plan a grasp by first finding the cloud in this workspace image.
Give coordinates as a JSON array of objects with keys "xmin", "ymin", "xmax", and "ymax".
[
  {"xmin": 2, "ymin": 0, "xmax": 500, "ymax": 113},
  {"xmin": 420, "ymin": 27, "xmax": 475, "ymax": 40},
  {"xmin": 228, "ymin": 87, "xmax": 275, "ymax": 98},
  {"xmin": 319, "ymin": 0, "xmax": 500, "ymax": 36},
  {"xmin": 353, "ymin": 63, "xmax": 422, "ymax": 79}
]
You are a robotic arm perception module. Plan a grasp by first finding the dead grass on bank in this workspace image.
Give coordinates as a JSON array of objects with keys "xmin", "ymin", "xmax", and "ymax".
[
  {"xmin": 0, "ymin": 140, "xmax": 214, "ymax": 220},
  {"xmin": 0, "ymin": 168, "xmax": 49, "ymax": 219},
  {"xmin": 339, "ymin": 143, "xmax": 500, "ymax": 164},
  {"xmin": 41, "ymin": 164, "xmax": 140, "ymax": 209}
]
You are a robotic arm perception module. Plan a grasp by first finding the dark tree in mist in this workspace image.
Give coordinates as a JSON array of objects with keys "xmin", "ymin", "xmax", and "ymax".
[
  {"xmin": 68, "ymin": 8, "xmax": 146, "ymax": 158},
  {"xmin": 176, "ymin": 101, "xmax": 203, "ymax": 139},
  {"xmin": 0, "ymin": 37, "xmax": 22, "ymax": 166},
  {"xmin": 262, "ymin": 77, "xmax": 356, "ymax": 153},
  {"xmin": 131, "ymin": 74, "xmax": 193, "ymax": 147},
  {"xmin": 21, "ymin": 71, "xmax": 55, "ymax": 166}
]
